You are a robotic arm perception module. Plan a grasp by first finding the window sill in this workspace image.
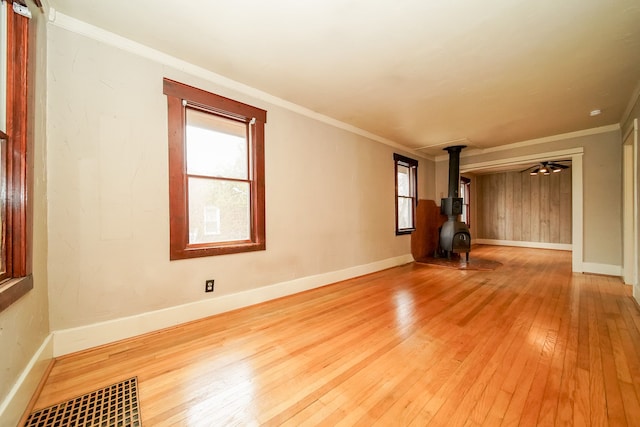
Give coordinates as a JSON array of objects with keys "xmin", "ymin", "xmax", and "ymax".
[
  {"xmin": 0, "ymin": 275, "xmax": 34, "ymax": 313},
  {"xmin": 171, "ymin": 241, "xmax": 266, "ymax": 260},
  {"xmin": 396, "ymin": 229, "xmax": 415, "ymax": 236}
]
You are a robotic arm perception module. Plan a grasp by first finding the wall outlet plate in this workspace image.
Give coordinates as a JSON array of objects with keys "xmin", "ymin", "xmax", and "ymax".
[{"xmin": 205, "ymin": 279, "xmax": 214, "ymax": 293}]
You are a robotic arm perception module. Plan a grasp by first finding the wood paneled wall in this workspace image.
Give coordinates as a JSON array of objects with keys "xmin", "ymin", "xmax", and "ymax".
[{"xmin": 476, "ymin": 170, "xmax": 572, "ymax": 244}]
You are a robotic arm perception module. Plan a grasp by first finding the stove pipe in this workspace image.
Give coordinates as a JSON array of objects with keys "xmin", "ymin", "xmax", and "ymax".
[{"xmin": 445, "ymin": 145, "xmax": 465, "ymax": 198}]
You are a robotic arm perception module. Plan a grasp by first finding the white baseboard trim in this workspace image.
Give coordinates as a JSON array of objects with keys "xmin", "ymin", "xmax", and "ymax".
[
  {"xmin": 582, "ymin": 262, "xmax": 623, "ymax": 277},
  {"xmin": 474, "ymin": 239, "xmax": 572, "ymax": 251},
  {"xmin": 0, "ymin": 334, "xmax": 53, "ymax": 426},
  {"xmin": 53, "ymin": 254, "xmax": 414, "ymax": 357}
]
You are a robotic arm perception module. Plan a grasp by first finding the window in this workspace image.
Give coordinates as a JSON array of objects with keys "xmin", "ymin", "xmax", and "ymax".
[
  {"xmin": 394, "ymin": 153, "xmax": 418, "ymax": 235},
  {"xmin": 163, "ymin": 79, "xmax": 267, "ymax": 260},
  {"xmin": 460, "ymin": 177, "xmax": 471, "ymax": 225},
  {"xmin": 0, "ymin": 0, "xmax": 34, "ymax": 312}
]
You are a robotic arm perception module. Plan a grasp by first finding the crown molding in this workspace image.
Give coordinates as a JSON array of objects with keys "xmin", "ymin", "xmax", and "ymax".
[{"xmin": 48, "ymin": 11, "xmax": 430, "ymax": 160}]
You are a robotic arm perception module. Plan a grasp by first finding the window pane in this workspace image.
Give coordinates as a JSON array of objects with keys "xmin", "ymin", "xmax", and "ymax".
[
  {"xmin": 188, "ymin": 177, "xmax": 250, "ymax": 244},
  {"xmin": 397, "ymin": 165, "xmax": 410, "ymax": 197},
  {"xmin": 186, "ymin": 108, "xmax": 248, "ymax": 180},
  {"xmin": 398, "ymin": 197, "xmax": 413, "ymax": 229}
]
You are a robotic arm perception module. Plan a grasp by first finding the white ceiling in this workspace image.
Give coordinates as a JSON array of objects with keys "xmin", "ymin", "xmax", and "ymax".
[{"xmin": 47, "ymin": 0, "xmax": 640, "ymax": 156}]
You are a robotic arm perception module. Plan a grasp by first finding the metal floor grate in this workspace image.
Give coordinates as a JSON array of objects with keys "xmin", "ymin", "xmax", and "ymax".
[{"xmin": 25, "ymin": 377, "xmax": 141, "ymax": 427}]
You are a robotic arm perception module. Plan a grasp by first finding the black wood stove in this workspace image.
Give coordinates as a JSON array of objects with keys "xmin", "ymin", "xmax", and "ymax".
[{"xmin": 438, "ymin": 145, "xmax": 471, "ymax": 261}]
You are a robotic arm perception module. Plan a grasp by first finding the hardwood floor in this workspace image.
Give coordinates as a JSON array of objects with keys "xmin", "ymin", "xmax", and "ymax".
[{"xmin": 30, "ymin": 246, "xmax": 640, "ymax": 426}]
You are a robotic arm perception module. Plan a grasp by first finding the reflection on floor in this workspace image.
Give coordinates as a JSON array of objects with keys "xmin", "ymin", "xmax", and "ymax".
[{"xmin": 415, "ymin": 254, "xmax": 502, "ymax": 271}]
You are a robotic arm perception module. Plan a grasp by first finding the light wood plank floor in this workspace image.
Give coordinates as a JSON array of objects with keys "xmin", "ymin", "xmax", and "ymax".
[{"xmin": 30, "ymin": 246, "xmax": 640, "ymax": 426}]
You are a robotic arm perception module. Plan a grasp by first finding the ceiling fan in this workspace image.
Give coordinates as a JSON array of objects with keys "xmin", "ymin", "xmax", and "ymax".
[{"xmin": 521, "ymin": 160, "xmax": 571, "ymax": 176}]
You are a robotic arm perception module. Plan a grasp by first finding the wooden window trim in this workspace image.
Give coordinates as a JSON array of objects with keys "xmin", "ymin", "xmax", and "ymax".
[
  {"xmin": 394, "ymin": 153, "xmax": 418, "ymax": 235},
  {"xmin": 164, "ymin": 79, "xmax": 267, "ymax": 260},
  {"xmin": 0, "ymin": 2, "xmax": 33, "ymax": 312}
]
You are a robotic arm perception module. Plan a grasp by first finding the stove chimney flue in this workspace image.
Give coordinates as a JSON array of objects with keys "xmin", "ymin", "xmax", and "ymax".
[{"xmin": 444, "ymin": 145, "xmax": 466, "ymax": 198}]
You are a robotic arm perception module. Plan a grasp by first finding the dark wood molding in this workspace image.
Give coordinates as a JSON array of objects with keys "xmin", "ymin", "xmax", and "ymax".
[
  {"xmin": 0, "ymin": 275, "xmax": 33, "ymax": 312},
  {"xmin": 393, "ymin": 153, "xmax": 418, "ymax": 167},
  {"xmin": 163, "ymin": 79, "xmax": 267, "ymax": 123},
  {"xmin": 0, "ymin": 2, "xmax": 33, "ymax": 312},
  {"xmin": 166, "ymin": 95, "xmax": 188, "ymax": 259},
  {"xmin": 164, "ymin": 78, "xmax": 267, "ymax": 260},
  {"xmin": 7, "ymin": 3, "xmax": 30, "ymax": 277}
]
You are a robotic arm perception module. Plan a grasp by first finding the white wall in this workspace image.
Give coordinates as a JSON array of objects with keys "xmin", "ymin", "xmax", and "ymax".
[{"xmin": 46, "ymin": 24, "xmax": 425, "ymax": 336}]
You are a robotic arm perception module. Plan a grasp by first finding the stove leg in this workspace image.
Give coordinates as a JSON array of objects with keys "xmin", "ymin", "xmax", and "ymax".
[{"xmin": 466, "ymin": 252, "xmax": 469, "ymax": 262}]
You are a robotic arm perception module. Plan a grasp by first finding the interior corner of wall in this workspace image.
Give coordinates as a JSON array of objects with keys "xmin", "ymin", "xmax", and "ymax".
[{"xmin": 0, "ymin": 334, "xmax": 53, "ymax": 427}]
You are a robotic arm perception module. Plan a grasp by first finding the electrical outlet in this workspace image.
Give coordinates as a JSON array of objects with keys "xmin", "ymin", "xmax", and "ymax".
[{"xmin": 205, "ymin": 279, "xmax": 215, "ymax": 293}]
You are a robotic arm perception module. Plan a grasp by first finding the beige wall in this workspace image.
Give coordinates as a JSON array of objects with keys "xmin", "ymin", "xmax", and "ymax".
[
  {"xmin": 435, "ymin": 129, "xmax": 623, "ymax": 267},
  {"xmin": 421, "ymin": 155, "xmax": 436, "ymax": 202},
  {"xmin": 45, "ymin": 25, "xmax": 428, "ymax": 331},
  {"xmin": 0, "ymin": 4, "xmax": 50, "ymax": 424}
]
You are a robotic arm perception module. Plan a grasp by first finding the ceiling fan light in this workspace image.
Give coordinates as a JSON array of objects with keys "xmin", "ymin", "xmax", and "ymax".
[
  {"xmin": 552, "ymin": 167, "xmax": 562, "ymax": 173},
  {"xmin": 530, "ymin": 168, "xmax": 539, "ymax": 176}
]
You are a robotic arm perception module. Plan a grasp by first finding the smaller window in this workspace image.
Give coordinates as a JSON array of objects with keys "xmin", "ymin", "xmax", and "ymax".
[
  {"xmin": 460, "ymin": 177, "xmax": 471, "ymax": 226},
  {"xmin": 394, "ymin": 153, "xmax": 418, "ymax": 235}
]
